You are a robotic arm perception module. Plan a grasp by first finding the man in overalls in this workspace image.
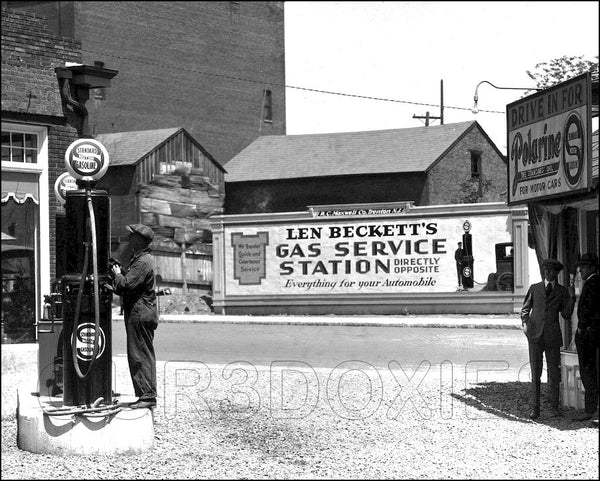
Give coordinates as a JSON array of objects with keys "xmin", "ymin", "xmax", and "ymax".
[{"xmin": 111, "ymin": 224, "xmax": 158, "ymax": 409}]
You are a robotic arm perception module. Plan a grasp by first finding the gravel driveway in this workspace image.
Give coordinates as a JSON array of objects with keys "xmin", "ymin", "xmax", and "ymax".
[{"xmin": 2, "ymin": 358, "xmax": 598, "ymax": 479}]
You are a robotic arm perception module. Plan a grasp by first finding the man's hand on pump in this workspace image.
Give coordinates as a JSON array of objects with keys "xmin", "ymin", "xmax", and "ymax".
[{"xmin": 108, "ymin": 258, "xmax": 123, "ymax": 277}]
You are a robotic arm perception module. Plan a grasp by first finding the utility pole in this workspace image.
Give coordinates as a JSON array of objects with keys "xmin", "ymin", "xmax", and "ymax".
[
  {"xmin": 440, "ymin": 79, "xmax": 444, "ymax": 124},
  {"xmin": 413, "ymin": 79, "xmax": 444, "ymax": 126}
]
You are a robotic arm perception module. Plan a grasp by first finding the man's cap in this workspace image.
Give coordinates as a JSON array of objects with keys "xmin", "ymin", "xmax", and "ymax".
[
  {"xmin": 542, "ymin": 258, "xmax": 564, "ymax": 271},
  {"xmin": 126, "ymin": 223, "xmax": 154, "ymax": 242},
  {"xmin": 576, "ymin": 252, "xmax": 598, "ymax": 268}
]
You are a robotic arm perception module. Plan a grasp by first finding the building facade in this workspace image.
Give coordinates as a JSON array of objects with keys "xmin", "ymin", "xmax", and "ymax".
[
  {"xmin": 3, "ymin": 1, "xmax": 287, "ymax": 167},
  {"xmin": 1, "ymin": 8, "xmax": 81, "ymax": 342}
]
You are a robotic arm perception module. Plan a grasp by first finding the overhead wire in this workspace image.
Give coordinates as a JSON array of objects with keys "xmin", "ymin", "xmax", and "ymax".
[{"xmin": 80, "ymin": 48, "xmax": 505, "ymax": 114}]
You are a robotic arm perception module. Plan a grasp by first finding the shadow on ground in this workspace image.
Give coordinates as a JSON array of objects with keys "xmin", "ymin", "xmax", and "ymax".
[{"xmin": 452, "ymin": 381, "xmax": 596, "ymax": 431}]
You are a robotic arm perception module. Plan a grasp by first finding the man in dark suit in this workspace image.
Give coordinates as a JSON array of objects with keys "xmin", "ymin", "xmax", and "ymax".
[
  {"xmin": 521, "ymin": 258, "xmax": 575, "ymax": 419},
  {"xmin": 571, "ymin": 253, "xmax": 599, "ymax": 421}
]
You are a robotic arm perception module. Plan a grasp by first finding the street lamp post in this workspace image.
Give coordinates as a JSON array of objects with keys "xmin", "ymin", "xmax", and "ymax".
[{"xmin": 471, "ymin": 80, "xmax": 542, "ymax": 114}]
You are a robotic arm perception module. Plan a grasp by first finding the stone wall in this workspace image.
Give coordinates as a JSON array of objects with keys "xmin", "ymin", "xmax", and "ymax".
[{"xmin": 426, "ymin": 125, "xmax": 507, "ymax": 205}]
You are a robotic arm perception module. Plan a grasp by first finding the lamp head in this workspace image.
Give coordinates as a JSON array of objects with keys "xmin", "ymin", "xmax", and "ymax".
[{"xmin": 471, "ymin": 94, "xmax": 479, "ymax": 114}]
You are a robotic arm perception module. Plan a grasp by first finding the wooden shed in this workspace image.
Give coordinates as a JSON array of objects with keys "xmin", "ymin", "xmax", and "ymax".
[{"xmin": 95, "ymin": 128, "xmax": 226, "ymax": 296}]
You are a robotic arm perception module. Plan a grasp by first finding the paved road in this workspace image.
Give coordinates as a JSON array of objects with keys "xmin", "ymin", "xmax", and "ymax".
[{"xmin": 112, "ymin": 320, "xmax": 530, "ymax": 371}]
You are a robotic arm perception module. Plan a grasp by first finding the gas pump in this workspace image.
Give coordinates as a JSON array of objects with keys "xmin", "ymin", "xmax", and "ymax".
[
  {"xmin": 461, "ymin": 220, "xmax": 474, "ymax": 289},
  {"xmin": 39, "ymin": 138, "xmax": 119, "ymax": 414},
  {"xmin": 61, "ymin": 184, "xmax": 112, "ymax": 406}
]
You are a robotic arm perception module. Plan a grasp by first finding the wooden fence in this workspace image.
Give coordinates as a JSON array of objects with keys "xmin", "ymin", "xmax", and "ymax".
[{"xmin": 153, "ymin": 246, "xmax": 213, "ymax": 295}]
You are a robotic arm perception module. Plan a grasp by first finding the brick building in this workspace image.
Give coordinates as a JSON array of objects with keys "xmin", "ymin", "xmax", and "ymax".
[
  {"xmin": 1, "ymin": 8, "xmax": 81, "ymax": 341},
  {"xmin": 224, "ymin": 121, "xmax": 508, "ymax": 214},
  {"xmin": 3, "ymin": 1, "xmax": 287, "ymax": 167}
]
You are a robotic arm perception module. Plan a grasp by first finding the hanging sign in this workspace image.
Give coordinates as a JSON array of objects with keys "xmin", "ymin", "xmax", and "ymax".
[
  {"xmin": 64, "ymin": 138, "xmax": 110, "ymax": 181},
  {"xmin": 507, "ymin": 72, "xmax": 592, "ymax": 205},
  {"xmin": 53, "ymin": 172, "xmax": 78, "ymax": 205}
]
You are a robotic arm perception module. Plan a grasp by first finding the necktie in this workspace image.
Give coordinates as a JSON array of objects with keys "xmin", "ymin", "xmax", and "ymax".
[{"xmin": 546, "ymin": 282, "xmax": 553, "ymax": 296}]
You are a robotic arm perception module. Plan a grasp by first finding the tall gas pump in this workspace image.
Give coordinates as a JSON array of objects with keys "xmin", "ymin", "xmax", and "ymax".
[
  {"xmin": 59, "ymin": 138, "xmax": 113, "ymax": 408},
  {"xmin": 461, "ymin": 220, "xmax": 474, "ymax": 289}
]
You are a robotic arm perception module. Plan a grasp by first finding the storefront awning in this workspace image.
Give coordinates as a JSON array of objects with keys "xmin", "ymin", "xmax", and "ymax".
[{"xmin": 1, "ymin": 172, "xmax": 39, "ymax": 204}]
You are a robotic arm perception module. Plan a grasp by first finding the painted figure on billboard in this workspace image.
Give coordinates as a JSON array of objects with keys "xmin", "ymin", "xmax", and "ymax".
[{"xmin": 454, "ymin": 242, "xmax": 464, "ymax": 288}]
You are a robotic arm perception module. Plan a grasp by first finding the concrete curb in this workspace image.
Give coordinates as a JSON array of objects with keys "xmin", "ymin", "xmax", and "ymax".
[{"xmin": 113, "ymin": 313, "xmax": 522, "ymax": 329}]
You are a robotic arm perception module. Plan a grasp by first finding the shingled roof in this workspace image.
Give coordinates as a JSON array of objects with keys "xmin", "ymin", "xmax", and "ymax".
[
  {"xmin": 95, "ymin": 128, "xmax": 181, "ymax": 166},
  {"xmin": 225, "ymin": 121, "xmax": 493, "ymax": 182}
]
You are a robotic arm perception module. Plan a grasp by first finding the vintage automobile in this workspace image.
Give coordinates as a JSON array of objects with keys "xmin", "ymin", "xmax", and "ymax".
[{"xmin": 494, "ymin": 242, "xmax": 514, "ymax": 291}]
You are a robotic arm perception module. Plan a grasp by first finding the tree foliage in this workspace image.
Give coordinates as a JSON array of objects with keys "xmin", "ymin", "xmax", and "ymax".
[
  {"xmin": 452, "ymin": 175, "xmax": 495, "ymax": 204},
  {"xmin": 523, "ymin": 55, "xmax": 599, "ymax": 96}
]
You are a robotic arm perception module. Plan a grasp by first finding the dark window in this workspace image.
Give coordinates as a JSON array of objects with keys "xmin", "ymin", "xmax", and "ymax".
[
  {"xmin": 470, "ymin": 151, "xmax": 481, "ymax": 179},
  {"xmin": 470, "ymin": 151, "xmax": 483, "ymax": 196},
  {"xmin": 262, "ymin": 89, "xmax": 272, "ymax": 123}
]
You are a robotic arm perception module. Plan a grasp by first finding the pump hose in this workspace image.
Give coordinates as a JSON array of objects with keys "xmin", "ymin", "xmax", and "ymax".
[
  {"xmin": 42, "ymin": 396, "xmax": 122, "ymax": 417},
  {"xmin": 42, "ymin": 405, "xmax": 122, "ymax": 417},
  {"xmin": 71, "ymin": 190, "xmax": 102, "ymax": 380}
]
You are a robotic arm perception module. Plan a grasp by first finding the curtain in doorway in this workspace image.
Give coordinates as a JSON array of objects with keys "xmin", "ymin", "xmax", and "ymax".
[{"xmin": 528, "ymin": 203, "xmax": 561, "ymax": 279}]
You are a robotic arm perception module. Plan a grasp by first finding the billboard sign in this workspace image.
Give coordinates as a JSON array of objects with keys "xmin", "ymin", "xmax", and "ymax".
[
  {"xmin": 507, "ymin": 72, "xmax": 592, "ymax": 205},
  {"xmin": 221, "ymin": 212, "xmax": 513, "ymax": 296}
]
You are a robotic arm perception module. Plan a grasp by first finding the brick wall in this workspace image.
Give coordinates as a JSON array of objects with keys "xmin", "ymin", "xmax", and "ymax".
[
  {"xmin": 426, "ymin": 125, "xmax": 508, "ymax": 205},
  {"xmin": 1, "ymin": 8, "xmax": 82, "ymax": 280},
  {"xmin": 67, "ymin": 1, "xmax": 286, "ymax": 167},
  {"xmin": 1, "ymin": 9, "xmax": 80, "ymax": 116}
]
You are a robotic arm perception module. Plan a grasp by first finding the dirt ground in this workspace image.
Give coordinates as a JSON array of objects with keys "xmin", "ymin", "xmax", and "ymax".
[
  {"xmin": 157, "ymin": 293, "xmax": 212, "ymax": 315},
  {"xmin": 112, "ymin": 293, "xmax": 213, "ymax": 316}
]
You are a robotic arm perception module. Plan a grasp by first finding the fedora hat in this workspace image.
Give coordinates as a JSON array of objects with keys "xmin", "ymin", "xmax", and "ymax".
[
  {"xmin": 542, "ymin": 258, "xmax": 564, "ymax": 271},
  {"xmin": 576, "ymin": 252, "xmax": 598, "ymax": 268}
]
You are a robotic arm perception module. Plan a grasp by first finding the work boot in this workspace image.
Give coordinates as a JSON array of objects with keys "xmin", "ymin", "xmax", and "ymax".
[
  {"xmin": 130, "ymin": 398, "xmax": 156, "ymax": 409},
  {"xmin": 529, "ymin": 408, "xmax": 540, "ymax": 420}
]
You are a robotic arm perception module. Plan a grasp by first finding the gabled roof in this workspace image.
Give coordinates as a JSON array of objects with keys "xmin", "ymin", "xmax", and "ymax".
[
  {"xmin": 95, "ymin": 127, "xmax": 225, "ymax": 172},
  {"xmin": 225, "ymin": 121, "xmax": 496, "ymax": 182},
  {"xmin": 95, "ymin": 128, "xmax": 181, "ymax": 167}
]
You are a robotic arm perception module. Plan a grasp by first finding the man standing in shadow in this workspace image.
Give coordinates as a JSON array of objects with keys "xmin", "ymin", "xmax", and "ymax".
[
  {"xmin": 521, "ymin": 258, "xmax": 575, "ymax": 420},
  {"xmin": 571, "ymin": 253, "xmax": 599, "ymax": 422}
]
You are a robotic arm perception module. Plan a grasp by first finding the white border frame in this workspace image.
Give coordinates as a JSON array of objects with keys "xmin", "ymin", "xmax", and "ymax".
[{"xmin": 2, "ymin": 121, "xmax": 50, "ymax": 325}]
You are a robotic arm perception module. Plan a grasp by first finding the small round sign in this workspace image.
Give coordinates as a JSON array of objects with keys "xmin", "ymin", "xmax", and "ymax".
[
  {"xmin": 64, "ymin": 138, "xmax": 110, "ymax": 181},
  {"xmin": 462, "ymin": 220, "xmax": 472, "ymax": 233},
  {"xmin": 73, "ymin": 323, "xmax": 106, "ymax": 361},
  {"xmin": 53, "ymin": 172, "xmax": 78, "ymax": 205}
]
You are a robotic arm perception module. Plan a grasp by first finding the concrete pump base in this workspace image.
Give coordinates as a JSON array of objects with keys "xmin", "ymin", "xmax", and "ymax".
[{"xmin": 16, "ymin": 389, "xmax": 154, "ymax": 455}]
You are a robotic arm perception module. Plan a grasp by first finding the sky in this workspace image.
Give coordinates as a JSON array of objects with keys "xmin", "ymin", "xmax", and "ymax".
[{"xmin": 284, "ymin": 1, "xmax": 599, "ymax": 152}]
